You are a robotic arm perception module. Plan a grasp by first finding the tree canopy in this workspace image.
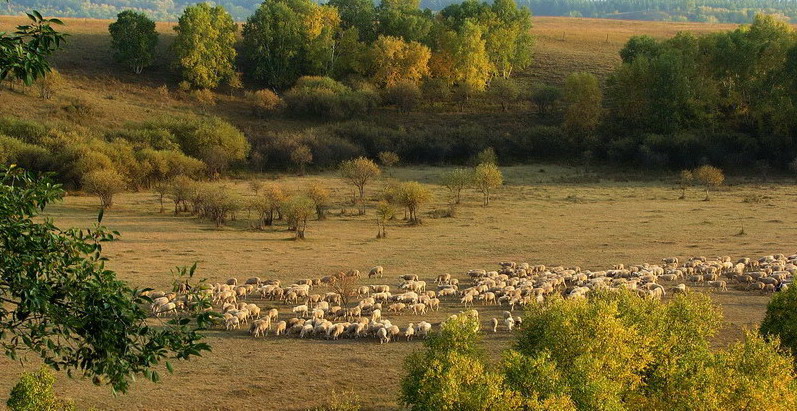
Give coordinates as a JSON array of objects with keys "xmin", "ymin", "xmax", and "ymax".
[
  {"xmin": 0, "ymin": 166, "xmax": 212, "ymax": 393},
  {"xmin": 108, "ymin": 10, "xmax": 158, "ymax": 74},
  {"xmin": 172, "ymin": 3, "xmax": 237, "ymax": 89}
]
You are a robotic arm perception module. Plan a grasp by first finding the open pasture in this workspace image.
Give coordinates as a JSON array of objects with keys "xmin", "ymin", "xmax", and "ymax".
[{"xmin": 0, "ymin": 165, "xmax": 794, "ymax": 409}]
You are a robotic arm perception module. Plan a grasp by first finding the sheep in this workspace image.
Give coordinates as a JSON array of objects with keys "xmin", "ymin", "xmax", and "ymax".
[
  {"xmin": 300, "ymin": 324, "xmax": 314, "ymax": 338},
  {"xmin": 225, "ymin": 316, "xmax": 240, "ymax": 330},
  {"xmin": 436, "ymin": 273, "xmax": 451, "ymax": 284},
  {"xmin": 491, "ymin": 318, "xmax": 499, "ymax": 333},
  {"xmin": 707, "ymin": 280, "xmax": 728, "ymax": 291},
  {"xmin": 671, "ymin": 284, "xmax": 688, "ymax": 294},
  {"xmin": 371, "ymin": 309, "xmax": 382, "ymax": 323},
  {"xmin": 400, "ymin": 274, "xmax": 419, "ymax": 282},
  {"xmin": 226, "ymin": 278, "xmax": 238, "ymax": 286},
  {"xmin": 505, "ymin": 316, "xmax": 516, "ymax": 331},
  {"xmin": 292, "ymin": 304, "xmax": 309, "ymax": 318},
  {"xmin": 377, "ymin": 327, "xmax": 389, "ymax": 344},
  {"xmin": 266, "ymin": 308, "xmax": 279, "ymax": 322},
  {"xmin": 245, "ymin": 277, "xmax": 261, "ymax": 285},
  {"xmin": 369, "ymin": 266, "xmax": 384, "ymax": 278},
  {"xmin": 274, "ymin": 320, "xmax": 287, "ymax": 336},
  {"xmin": 155, "ymin": 302, "xmax": 177, "ymax": 317},
  {"xmin": 405, "ymin": 323, "xmax": 416, "ymax": 341},
  {"xmin": 415, "ymin": 321, "xmax": 432, "ymax": 338},
  {"xmin": 246, "ymin": 304, "xmax": 261, "ymax": 319},
  {"xmin": 460, "ymin": 294, "xmax": 474, "ymax": 307},
  {"xmin": 412, "ymin": 303, "xmax": 427, "ymax": 315},
  {"xmin": 249, "ymin": 318, "xmax": 271, "ymax": 337}
]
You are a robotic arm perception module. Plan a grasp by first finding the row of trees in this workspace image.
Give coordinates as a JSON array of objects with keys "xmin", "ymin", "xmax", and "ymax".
[
  {"xmin": 108, "ymin": 0, "xmax": 533, "ymax": 94},
  {"xmin": 401, "ymin": 290, "xmax": 797, "ymax": 410}
]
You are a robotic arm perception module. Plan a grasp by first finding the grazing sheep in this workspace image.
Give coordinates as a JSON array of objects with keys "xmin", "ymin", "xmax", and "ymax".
[
  {"xmin": 371, "ymin": 309, "xmax": 382, "ymax": 323},
  {"xmin": 274, "ymin": 321, "xmax": 287, "ymax": 336},
  {"xmin": 491, "ymin": 318, "xmax": 499, "ymax": 333},
  {"xmin": 707, "ymin": 280, "xmax": 728, "ymax": 291},
  {"xmin": 460, "ymin": 294, "xmax": 474, "ymax": 307},
  {"xmin": 225, "ymin": 316, "xmax": 240, "ymax": 330},
  {"xmin": 405, "ymin": 324, "xmax": 416, "ymax": 341},
  {"xmin": 377, "ymin": 327, "xmax": 389, "ymax": 344},
  {"xmin": 292, "ymin": 304, "xmax": 309, "ymax": 318},
  {"xmin": 155, "ymin": 302, "xmax": 177, "ymax": 317},
  {"xmin": 369, "ymin": 266, "xmax": 384, "ymax": 278},
  {"xmin": 412, "ymin": 303, "xmax": 427, "ymax": 315},
  {"xmin": 250, "ymin": 319, "xmax": 270, "ymax": 337},
  {"xmin": 415, "ymin": 321, "xmax": 432, "ymax": 338},
  {"xmin": 246, "ymin": 304, "xmax": 261, "ymax": 319},
  {"xmin": 505, "ymin": 317, "xmax": 516, "ymax": 331},
  {"xmin": 245, "ymin": 277, "xmax": 261, "ymax": 285},
  {"xmin": 226, "ymin": 278, "xmax": 238, "ymax": 286},
  {"xmin": 671, "ymin": 284, "xmax": 688, "ymax": 294}
]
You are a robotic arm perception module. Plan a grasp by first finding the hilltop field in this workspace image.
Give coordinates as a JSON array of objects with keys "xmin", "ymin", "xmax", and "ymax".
[{"xmin": 1, "ymin": 15, "xmax": 795, "ymax": 410}]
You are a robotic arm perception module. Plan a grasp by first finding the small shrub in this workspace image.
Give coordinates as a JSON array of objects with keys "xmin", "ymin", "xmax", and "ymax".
[
  {"xmin": 421, "ymin": 77, "xmax": 451, "ymax": 103},
  {"xmin": 383, "ymin": 80, "xmax": 422, "ymax": 112},
  {"xmin": 247, "ymin": 89, "xmax": 282, "ymax": 117},
  {"xmin": 7, "ymin": 366, "xmax": 75, "ymax": 411},
  {"xmin": 37, "ymin": 69, "xmax": 66, "ymax": 100},
  {"xmin": 60, "ymin": 98, "xmax": 97, "ymax": 124},
  {"xmin": 82, "ymin": 168, "xmax": 127, "ymax": 209}
]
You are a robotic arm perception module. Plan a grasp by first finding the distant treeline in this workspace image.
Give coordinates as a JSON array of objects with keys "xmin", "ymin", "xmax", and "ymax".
[{"xmin": 4, "ymin": 0, "xmax": 797, "ymax": 22}]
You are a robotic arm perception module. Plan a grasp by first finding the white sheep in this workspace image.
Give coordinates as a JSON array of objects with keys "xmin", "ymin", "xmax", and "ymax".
[
  {"xmin": 491, "ymin": 318, "xmax": 499, "ymax": 333},
  {"xmin": 405, "ymin": 323, "xmax": 416, "ymax": 341}
]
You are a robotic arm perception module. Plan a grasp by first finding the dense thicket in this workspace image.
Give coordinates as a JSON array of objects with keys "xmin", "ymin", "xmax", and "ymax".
[
  {"xmin": 601, "ymin": 15, "xmax": 797, "ymax": 169},
  {"xmin": 6, "ymin": 0, "xmax": 797, "ymax": 22}
]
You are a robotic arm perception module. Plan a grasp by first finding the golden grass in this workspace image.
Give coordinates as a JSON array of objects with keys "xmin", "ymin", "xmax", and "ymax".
[{"xmin": 0, "ymin": 165, "xmax": 794, "ymax": 409}]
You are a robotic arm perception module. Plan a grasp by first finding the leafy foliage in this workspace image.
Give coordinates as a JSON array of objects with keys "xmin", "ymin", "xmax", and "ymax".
[
  {"xmin": 0, "ymin": 166, "xmax": 212, "ymax": 393},
  {"xmin": 7, "ymin": 366, "xmax": 74, "ymax": 411},
  {"xmin": 760, "ymin": 283, "xmax": 797, "ymax": 358},
  {"xmin": 172, "ymin": 3, "xmax": 237, "ymax": 89},
  {"xmin": 0, "ymin": 11, "xmax": 66, "ymax": 86},
  {"xmin": 108, "ymin": 10, "xmax": 158, "ymax": 74}
]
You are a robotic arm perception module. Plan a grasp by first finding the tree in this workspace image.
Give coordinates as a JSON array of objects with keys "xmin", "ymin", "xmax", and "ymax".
[
  {"xmin": 678, "ymin": 169, "xmax": 693, "ymax": 199},
  {"xmin": 108, "ymin": 10, "xmax": 158, "ymax": 74},
  {"xmin": 441, "ymin": 168, "xmax": 473, "ymax": 205},
  {"xmin": 339, "ymin": 157, "xmax": 381, "ymax": 215},
  {"xmin": 473, "ymin": 162, "xmax": 502, "ymax": 206},
  {"xmin": 247, "ymin": 89, "xmax": 283, "ymax": 117},
  {"xmin": 563, "ymin": 72, "xmax": 602, "ymax": 146},
  {"xmin": 36, "ymin": 68, "xmax": 65, "ymax": 99},
  {"xmin": 378, "ymin": 151, "xmax": 400, "ymax": 170},
  {"xmin": 488, "ymin": 77, "xmax": 520, "ymax": 111},
  {"xmin": 328, "ymin": 0, "xmax": 377, "ymax": 43},
  {"xmin": 242, "ymin": 0, "xmax": 340, "ymax": 89},
  {"xmin": 0, "ymin": 11, "xmax": 66, "ymax": 87},
  {"xmin": 377, "ymin": 0, "xmax": 433, "ymax": 44},
  {"xmin": 284, "ymin": 195, "xmax": 315, "ymax": 239},
  {"xmin": 259, "ymin": 183, "xmax": 287, "ymax": 226},
  {"xmin": 369, "ymin": 35, "xmax": 431, "ymax": 87},
  {"xmin": 474, "ymin": 147, "xmax": 498, "ymax": 166},
  {"xmin": 153, "ymin": 181, "xmax": 169, "ymax": 213},
  {"xmin": 81, "ymin": 168, "xmax": 126, "ymax": 209},
  {"xmin": 172, "ymin": 3, "xmax": 237, "ymax": 89},
  {"xmin": 0, "ymin": 166, "xmax": 211, "ymax": 393},
  {"xmin": 306, "ymin": 182, "xmax": 331, "ymax": 220},
  {"xmin": 375, "ymin": 201, "xmax": 395, "ymax": 239},
  {"xmin": 327, "ymin": 271, "xmax": 359, "ymax": 306},
  {"xmin": 437, "ymin": 21, "xmax": 494, "ymax": 92},
  {"xmin": 693, "ymin": 165, "xmax": 724, "ymax": 201},
  {"xmin": 291, "ymin": 144, "xmax": 313, "ymax": 176},
  {"xmin": 400, "ymin": 312, "xmax": 518, "ymax": 410},
  {"xmin": 7, "ymin": 366, "xmax": 74, "ymax": 411},
  {"xmin": 531, "ymin": 84, "xmax": 562, "ymax": 115},
  {"xmin": 168, "ymin": 175, "xmax": 195, "ymax": 214},
  {"xmin": 760, "ymin": 284, "xmax": 797, "ymax": 358},
  {"xmin": 392, "ymin": 181, "xmax": 432, "ymax": 224}
]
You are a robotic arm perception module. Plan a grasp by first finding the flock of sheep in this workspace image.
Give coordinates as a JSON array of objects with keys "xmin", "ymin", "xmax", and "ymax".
[{"xmin": 143, "ymin": 253, "xmax": 796, "ymax": 344}]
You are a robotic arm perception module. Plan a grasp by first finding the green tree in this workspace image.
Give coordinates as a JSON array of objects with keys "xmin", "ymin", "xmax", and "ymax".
[
  {"xmin": 242, "ymin": 0, "xmax": 340, "ymax": 89},
  {"xmin": 369, "ymin": 35, "xmax": 431, "ymax": 87},
  {"xmin": 488, "ymin": 77, "xmax": 520, "ymax": 111},
  {"xmin": 441, "ymin": 167, "xmax": 473, "ymax": 205},
  {"xmin": 108, "ymin": 10, "xmax": 158, "ymax": 74},
  {"xmin": 172, "ymin": 3, "xmax": 237, "ymax": 89},
  {"xmin": 473, "ymin": 162, "xmax": 502, "ymax": 206},
  {"xmin": 377, "ymin": 0, "xmax": 433, "ymax": 44},
  {"xmin": 81, "ymin": 168, "xmax": 126, "ymax": 209},
  {"xmin": 391, "ymin": 181, "xmax": 432, "ymax": 224},
  {"xmin": 375, "ymin": 200, "xmax": 394, "ymax": 238},
  {"xmin": 284, "ymin": 195, "xmax": 315, "ymax": 239},
  {"xmin": 563, "ymin": 72, "xmax": 602, "ymax": 146},
  {"xmin": 7, "ymin": 366, "xmax": 74, "ymax": 411},
  {"xmin": 0, "ymin": 166, "xmax": 211, "ymax": 393},
  {"xmin": 306, "ymin": 181, "xmax": 330, "ymax": 220},
  {"xmin": 291, "ymin": 144, "xmax": 313, "ymax": 176},
  {"xmin": 760, "ymin": 283, "xmax": 797, "ymax": 358},
  {"xmin": 693, "ymin": 165, "xmax": 724, "ymax": 201},
  {"xmin": 340, "ymin": 157, "xmax": 381, "ymax": 215},
  {"xmin": 531, "ymin": 84, "xmax": 561, "ymax": 115},
  {"xmin": 0, "ymin": 11, "xmax": 66, "ymax": 86},
  {"xmin": 434, "ymin": 21, "xmax": 494, "ymax": 91},
  {"xmin": 384, "ymin": 80, "xmax": 422, "ymax": 112},
  {"xmin": 329, "ymin": 0, "xmax": 377, "ymax": 43}
]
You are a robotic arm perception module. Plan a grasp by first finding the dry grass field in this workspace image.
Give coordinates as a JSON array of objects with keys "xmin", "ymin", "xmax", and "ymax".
[{"xmin": 0, "ymin": 164, "xmax": 794, "ymax": 409}]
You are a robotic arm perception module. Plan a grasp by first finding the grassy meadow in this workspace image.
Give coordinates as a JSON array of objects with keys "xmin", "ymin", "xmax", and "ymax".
[{"xmin": 0, "ymin": 164, "xmax": 794, "ymax": 409}]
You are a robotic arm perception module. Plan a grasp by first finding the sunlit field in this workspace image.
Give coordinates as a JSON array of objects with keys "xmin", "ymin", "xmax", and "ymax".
[{"xmin": 0, "ymin": 164, "xmax": 793, "ymax": 409}]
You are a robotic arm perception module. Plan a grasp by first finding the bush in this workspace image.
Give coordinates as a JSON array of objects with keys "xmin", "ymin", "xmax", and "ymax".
[
  {"xmin": 760, "ymin": 284, "xmax": 797, "ymax": 358},
  {"xmin": 0, "ymin": 135, "xmax": 52, "ymax": 171},
  {"xmin": 488, "ymin": 77, "xmax": 520, "ymax": 111},
  {"xmin": 421, "ymin": 78, "xmax": 451, "ymax": 103},
  {"xmin": 284, "ymin": 76, "xmax": 379, "ymax": 120},
  {"xmin": 7, "ymin": 366, "xmax": 74, "ymax": 411},
  {"xmin": 37, "ymin": 69, "xmax": 66, "ymax": 100},
  {"xmin": 383, "ymin": 80, "xmax": 422, "ymax": 112},
  {"xmin": 246, "ymin": 89, "xmax": 283, "ymax": 117},
  {"xmin": 60, "ymin": 97, "xmax": 98, "ymax": 125},
  {"xmin": 0, "ymin": 117, "xmax": 49, "ymax": 144},
  {"xmin": 531, "ymin": 84, "xmax": 562, "ymax": 115}
]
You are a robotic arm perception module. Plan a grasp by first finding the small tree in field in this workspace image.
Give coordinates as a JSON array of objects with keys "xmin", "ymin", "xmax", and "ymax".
[
  {"xmin": 488, "ymin": 77, "xmax": 520, "ymax": 111},
  {"xmin": 384, "ymin": 80, "xmax": 422, "ymax": 112},
  {"xmin": 284, "ymin": 195, "xmax": 314, "ymax": 239},
  {"xmin": 291, "ymin": 145, "xmax": 313, "ymax": 176},
  {"xmin": 678, "ymin": 169, "xmax": 693, "ymax": 200},
  {"xmin": 169, "ymin": 175, "xmax": 195, "ymax": 214},
  {"xmin": 306, "ymin": 182, "xmax": 331, "ymax": 220},
  {"xmin": 37, "ymin": 68, "xmax": 65, "ymax": 99},
  {"xmin": 82, "ymin": 169, "xmax": 126, "ymax": 209},
  {"xmin": 7, "ymin": 366, "xmax": 74, "ymax": 411},
  {"xmin": 474, "ymin": 147, "xmax": 498, "ymax": 166},
  {"xmin": 693, "ymin": 165, "xmax": 724, "ymax": 201},
  {"xmin": 340, "ymin": 157, "xmax": 381, "ymax": 215},
  {"xmin": 473, "ymin": 163, "xmax": 503, "ymax": 206},
  {"xmin": 375, "ymin": 201, "xmax": 395, "ymax": 239},
  {"xmin": 393, "ymin": 181, "xmax": 432, "ymax": 225},
  {"xmin": 153, "ymin": 181, "xmax": 169, "ymax": 213},
  {"xmin": 328, "ymin": 271, "xmax": 358, "ymax": 306},
  {"xmin": 441, "ymin": 168, "xmax": 473, "ymax": 205},
  {"xmin": 108, "ymin": 10, "xmax": 158, "ymax": 74}
]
